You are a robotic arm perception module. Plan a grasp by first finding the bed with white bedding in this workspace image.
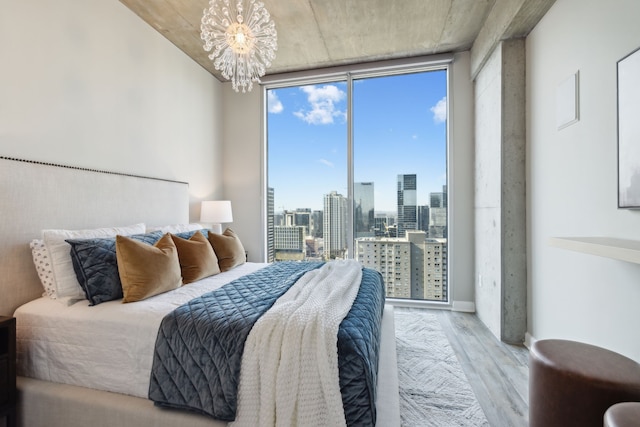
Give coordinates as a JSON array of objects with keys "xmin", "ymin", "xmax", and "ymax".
[
  {"xmin": 0, "ymin": 157, "xmax": 400, "ymax": 427},
  {"xmin": 15, "ymin": 260, "xmax": 393, "ymax": 426},
  {"xmin": 15, "ymin": 263, "xmax": 269, "ymax": 399}
]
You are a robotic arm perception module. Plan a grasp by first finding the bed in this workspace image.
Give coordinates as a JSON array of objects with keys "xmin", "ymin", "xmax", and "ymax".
[{"xmin": 0, "ymin": 157, "xmax": 400, "ymax": 427}]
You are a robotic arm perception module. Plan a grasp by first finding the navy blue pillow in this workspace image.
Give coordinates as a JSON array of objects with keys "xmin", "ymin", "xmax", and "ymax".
[{"xmin": 66, "ymin": 231, "xmax": 163, "ymax": 306}]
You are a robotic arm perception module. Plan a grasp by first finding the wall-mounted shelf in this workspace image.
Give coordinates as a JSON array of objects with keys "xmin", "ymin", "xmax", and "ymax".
[{"xmin": 549, "ymin": 237, "xmax": 640, "ymax": 264}]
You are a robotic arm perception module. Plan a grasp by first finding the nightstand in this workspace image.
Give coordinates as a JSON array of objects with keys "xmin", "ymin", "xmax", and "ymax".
[{"xmin": 0, "ymin": 317, "xmax": 16, "ymax": 427}]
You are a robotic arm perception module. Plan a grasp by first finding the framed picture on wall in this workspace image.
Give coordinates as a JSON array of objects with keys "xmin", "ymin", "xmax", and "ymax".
[{"xmin": 618, "ymin": 46, "xmax": 640, "ymax": 208}]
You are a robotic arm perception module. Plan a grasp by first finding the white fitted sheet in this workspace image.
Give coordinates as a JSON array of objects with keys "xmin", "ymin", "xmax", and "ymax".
[{"xmin": 14, "ymin": 262, "xmax": 269, "ymax": 398}]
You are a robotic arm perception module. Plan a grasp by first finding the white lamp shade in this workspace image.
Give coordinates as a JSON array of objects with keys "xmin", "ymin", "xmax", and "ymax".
[{"xmin": 200, "ymin": 200, "xmax": 233, "ymax": 224}]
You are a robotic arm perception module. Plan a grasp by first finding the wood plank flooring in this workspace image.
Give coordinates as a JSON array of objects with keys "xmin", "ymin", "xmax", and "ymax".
[{"xmin": 400, "ymin": 308, "xmax": 530, "ymax": 427}]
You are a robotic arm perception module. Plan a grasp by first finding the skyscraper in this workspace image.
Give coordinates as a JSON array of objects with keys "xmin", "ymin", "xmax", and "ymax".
[
  {"xmin": 430, "ymin": 184, "xmax": 448, "ymax": 208},
  {"xmin": 430, "ymin": 192, "xmax": 444, "ymax": 208},
  {"xmin": 294, "ymin": 208, "xmax": 312, "ymax": 236},
  {"xmin": 397, "ymin": 174, "xmax": 417, "ymax": 238},
  {"xmin": 267, "ymin": 187, "xmax": 274, "ymax": 262},
  {"xmin": 354, "ymin": 182, "xmax": 375, "ymax": 238},
  {"xmin": 429, "ymin": 185, "xmax": 448, "ymax": 238},
  {"xmin": 418, "ymin": 205, "xmax": 430, "ymax": 233},
  {"xmin": 323, "ymin": 191, "xmax": 347, "ymax": 260},
  {"xmin": 429, "ymin": 207, "xmax": 447, "ymax": 238},
  {"xmin": 312, "ymin": 210, "xmax": 323, "ymax": 238}
]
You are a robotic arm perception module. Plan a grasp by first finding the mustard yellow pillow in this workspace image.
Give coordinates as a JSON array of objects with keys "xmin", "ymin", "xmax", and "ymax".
[
  {"xmin": 207, "ymin": 228, "xmax": 246, "ymax": 272},
  {"xmin": 170, "ymin": 231, "xmax": 220, "ymax": 284},
  {"xmin": 116, "ymin": 233, "xmax": 182, "ymax": 303}
]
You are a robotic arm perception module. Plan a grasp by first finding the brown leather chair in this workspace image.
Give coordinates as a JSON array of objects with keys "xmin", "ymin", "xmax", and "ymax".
[{"xmin": 529, "ymin": 339, "xmax": 640, "ymax": 427}]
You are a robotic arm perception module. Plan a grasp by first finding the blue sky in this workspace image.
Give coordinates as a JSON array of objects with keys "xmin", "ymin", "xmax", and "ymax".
[{"xmin": 267, "ymin": 70, "xmax": 447, "ymax": 213}]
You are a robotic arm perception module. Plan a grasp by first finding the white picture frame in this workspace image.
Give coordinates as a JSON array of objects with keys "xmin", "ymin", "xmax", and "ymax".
[
  {"xmin": 556, "ymin": 71, "xmax": 580, "ymax": 130},
  {"xmin": 617, "ymin": 47, "xmax": 640, "ymax": 208}
]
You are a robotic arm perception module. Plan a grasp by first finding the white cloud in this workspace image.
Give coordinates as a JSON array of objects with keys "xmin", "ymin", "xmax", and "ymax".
[
  {"xmin": 318, "ymin": 158, "xmax": 334, "ymax": 168},
  {"xmin": 430, "ymin": 96, "xmax": 447, "ymax": 123},
  {"xmin": 268, "ymin": 91, "xmax": 283, "ymax": 114},
  {"xmin": 294, "ymin": 85, "xmax": 346, "ymax": 125}
]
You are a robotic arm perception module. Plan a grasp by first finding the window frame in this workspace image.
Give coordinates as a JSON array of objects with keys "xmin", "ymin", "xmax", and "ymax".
[{"xmin": 261, "ymin": 54, "xmax": 453, "ymax": 304}]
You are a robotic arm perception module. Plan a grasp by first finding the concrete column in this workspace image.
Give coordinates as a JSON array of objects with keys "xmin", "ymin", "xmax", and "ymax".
[
  {"xmin": 500, "ymin": 39, "xmax": 527, "ymax": 344},
  {"xmin": 474, "ymin": 39, "xmax": 526, "ymax": 344}
]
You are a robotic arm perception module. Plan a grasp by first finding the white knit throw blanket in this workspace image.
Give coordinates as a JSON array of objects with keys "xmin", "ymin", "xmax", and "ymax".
[{"xmin": 231, "ymin": 260, "xmax": 363, "ymax": 427}]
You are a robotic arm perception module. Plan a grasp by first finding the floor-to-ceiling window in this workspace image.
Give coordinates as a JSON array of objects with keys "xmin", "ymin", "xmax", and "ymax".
[{"xmin": 265, "ymin": 62, "xmax": 449, "ymax": 302}]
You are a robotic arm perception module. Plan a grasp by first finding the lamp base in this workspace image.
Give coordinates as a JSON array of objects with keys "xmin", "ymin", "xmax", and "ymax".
[{"xmin": 210, "ymin": 223, "xmax": 223, "ymax": 234}]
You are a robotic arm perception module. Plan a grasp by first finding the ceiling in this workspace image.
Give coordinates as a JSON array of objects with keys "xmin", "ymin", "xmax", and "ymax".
[{"xmin": 118, "ymin": 0, "xmax": 551, "ymax": 82}]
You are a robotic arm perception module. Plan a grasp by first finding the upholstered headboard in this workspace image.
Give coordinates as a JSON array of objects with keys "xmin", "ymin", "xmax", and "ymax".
[{"xmin": 0, "ymin": 157, "xmax": 190, "ymax": 316}]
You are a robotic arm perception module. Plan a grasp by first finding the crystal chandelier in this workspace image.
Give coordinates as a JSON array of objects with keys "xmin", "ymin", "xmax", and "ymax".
[{"xmin": 201, "ymin": 0, "xmax": 277, "ymax": 93}]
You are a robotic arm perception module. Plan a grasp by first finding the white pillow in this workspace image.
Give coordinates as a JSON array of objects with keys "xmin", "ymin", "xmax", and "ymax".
[
  {"xmin": 42, "ymin": 223, "xmax": 146, "ymax": 305},
  {"xmin": 146, "ymin": 223, "xmax": 203, "ymax": 234},
  {"xmin": 29, "ymin": 239, "xmax": 56, "ymax": 299}
]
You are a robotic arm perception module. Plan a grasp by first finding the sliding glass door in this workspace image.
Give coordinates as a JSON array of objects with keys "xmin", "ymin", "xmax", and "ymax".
[{"xmin": 266, "ymin": 67, "xmax": 448, "ymax": 302}]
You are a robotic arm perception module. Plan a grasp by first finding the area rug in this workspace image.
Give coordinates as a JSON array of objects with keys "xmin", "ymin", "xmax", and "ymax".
[{"xmin": 395, "ymin": 308, "xmax": 489, "ymax": 427}]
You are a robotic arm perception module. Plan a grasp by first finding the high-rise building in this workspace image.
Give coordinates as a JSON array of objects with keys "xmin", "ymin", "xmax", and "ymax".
[
  {"xmin": 312, "ymin": 210, "xmax": 323, "ymax": 238},
  {"xmin": 418, "ymin": 205, "xmax": 430, "ymax": 233},
  {"xmin": 423, "ymin": 236, "xmax": 447, "ymax": 301},
  {"xmin": 429, "ymin": 207, "xmax": 447, "ymax": 238},
  {"xmin": 274, "ymin": 225, "xmax": 305, "ymax": 261},
  {"xmin": 273, "ymin": 213, "xmax": 283, "ymax": 227},
  {"xmin": 283, "ymin": 211, "xmax": 295, "ymax": 226},
  {"xmin": 267, "ymin": 187, "xmax": 274, "ymax": 262},
  {"xmin": 323, "ymin": 191, "xmax": 347, "ymax": 260},
  {"xmin": 355, "ymin": 231, "xmax": 447, "ymax": 301},
  {"xmin": 305, "ymin": 237, "xmax": 322, "ymax": 259},
  {"xmin": 281, "ymin": 209, "xmax": 312, "ymax": 233},
  {"xmin": 294, "ymin": 208, "xmax": 312, "ymax": 236},
  {"xmin": 356, "ymin": 237, "xmax": 412, "ymax": 298},
  {"xmin": 374, "ymin": 214, "xmax": 394, "ymax": 237},
  {"xmin": 430, "ymin": 184, "xmax": 448, "ymax": 208},
  {"xmin": 397, "ymin": 174, "xmax": 417, "ymax": 238},
  {"xmin": 429, "ymin": 185, "xmax": 448, "ymax": 238},
  {"xmin": 354, "ymin": 182, "xmax": 375, "ymax": 238},
  {"xmin": 430, "ymin": 192, "xmax": 444, "ymax": 208}
]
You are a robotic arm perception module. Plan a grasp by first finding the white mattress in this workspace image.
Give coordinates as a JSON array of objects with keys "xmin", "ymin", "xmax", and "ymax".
[{"xmin": 14, "ymin": 262, "xmax": 269, "ymax": 398}]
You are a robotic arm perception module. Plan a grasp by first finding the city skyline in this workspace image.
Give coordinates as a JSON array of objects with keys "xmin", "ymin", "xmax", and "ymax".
[
  {"xmin": 270, "ymin": 182, "xmax": 447, "ymax": 217},
  {"xmin": 267, "ymin": 70, "xmax": 447, "ymax": 212}
]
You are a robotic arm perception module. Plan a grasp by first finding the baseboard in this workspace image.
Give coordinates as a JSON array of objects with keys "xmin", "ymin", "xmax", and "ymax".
[
  {"xmin": 524, "ymin": 332, "xmax": 537, "ymax": 349},
  {"xmin": 451, "ymin": 300, "xmax": 475, "ymax": 313}
]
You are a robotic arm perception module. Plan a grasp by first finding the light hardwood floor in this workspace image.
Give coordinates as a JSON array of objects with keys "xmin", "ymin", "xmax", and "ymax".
[{"xmin": 432, "ymin": 309, "xmax": 530, "ymax": 427}]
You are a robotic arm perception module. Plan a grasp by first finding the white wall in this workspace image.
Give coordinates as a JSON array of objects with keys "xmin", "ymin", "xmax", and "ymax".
[
  {"xmin": 527, "ymin": 0, "xmax": 640, "ymax": 360},
  {"xmin": 475, "ymin": 45, "xmax": 503, "ymax": 336},
  {"xmin": 221, "ymin": 84, "xmax": 264, "ymax": 262},
  {"xmin": 0, "ymin": 0, "xmax": 224, "ymax": 222},
  {"xmin": 222, "ymin": 52, "xmax": 477, "ymax": 308},
  {"xmin": 449, "ymin": 52, "xmax": 476, "ymax": 308}
]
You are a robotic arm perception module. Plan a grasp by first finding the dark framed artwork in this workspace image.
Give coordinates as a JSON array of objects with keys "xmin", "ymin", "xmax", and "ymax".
[
  {"xmin": 617, "ymin": 48, "xmax": 640, "ymax": 208},
  {"xmin": 618, "ymin": 46, "xmax": 640, "ymax": 208}
]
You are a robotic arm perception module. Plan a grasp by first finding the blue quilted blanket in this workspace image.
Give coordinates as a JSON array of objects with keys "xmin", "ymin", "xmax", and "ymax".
[{"xmin": 148, "ymin": 261, "xmax": 385, "ymax": 426}]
